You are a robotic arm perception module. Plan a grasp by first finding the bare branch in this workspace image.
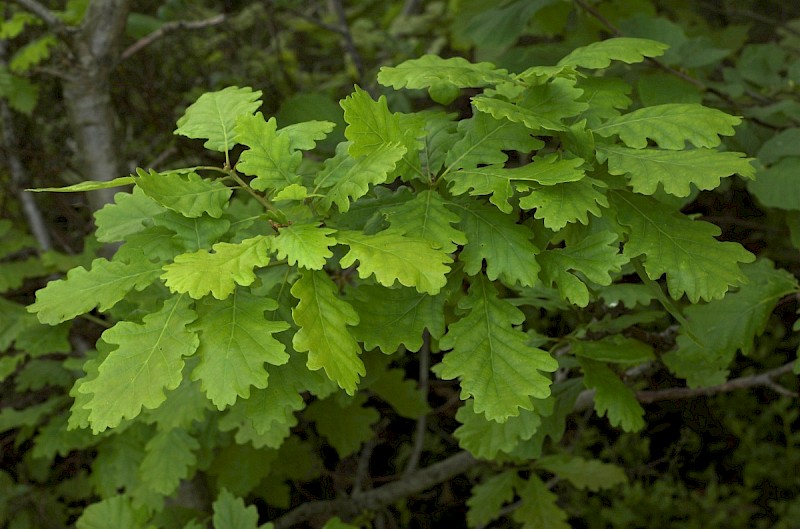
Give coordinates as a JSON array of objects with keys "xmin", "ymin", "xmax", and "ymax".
[
  {"xmin": 120, "ymin": 14, "xmax": 226, "ymax": 61},
  {"xmin": 272, "ymin": 451, "xmax": 477, "ymax": 529},
  {"xmin": 329, "ymin": 0, "xmax": 374, "ymax": 96},
  {"xmin": 11, "ymin": 0, "xmax": 65, "ymax": 32},
  {"xmin": 404, "ymin": 331, "xmax": 431, "ymax": 477}
]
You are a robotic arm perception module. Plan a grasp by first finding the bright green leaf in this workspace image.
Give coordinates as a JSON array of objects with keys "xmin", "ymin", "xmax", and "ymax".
[
  {"xmin": 455, "ymin": 400, "xmax": 541, "ymax": 459},
  {"xmin": 94, "ymin": 187, "xmax": 167, "ymax": 243},
  {"xmin": 271, "ymin": 223, "xmax": 336, "ymax": 270},
  {"xmin": 572, "ymin": 335, "xmax": 655, "ymax": 364},
  {"xmin": 236, "ymin": 113, "xmax": 301, "ymax": 192},
  {"xmin": 747, "ymin": 157, "xmax": 800, "ymax": 211},
  {"xmin": 191, "ymin": 290, "xmax": 290, "ymax": 409},
  {"xmin": 135, "ymin": 168, "xmax": 231, "ymax": 218},
  {"xmin": 537, "ymin": 454, "xmax": 628, "ymax": 491},
  {"xmin": 175, "ymin": 86, "xmax": 262, "ymax": 152},
  {"xmin": 467, "ymin": 471, "xmax": 517, "ymax": 528},
  {"xmin": 291, "ymin": 270, "xmax": 363, "ymax": 394},
  {"xmin": 162, "ymin": 235, "xmax": 271, "ymax": 300},
  {"xmin": 579, "ymin": 357, "xmax": 645, "ymax": 432},
  {"xmin": 79, "ymin": 295, "xmax": 199, "ymax": 433},
  {"xmin": 30, "ymin": 176, "xmax": 135, "ymax": 192},
  {"xmin": 557, "ymin": 37, "xmax": 669, "ymax": 68},
  {"xmin": 139, "ymin": 428, "xmax": 199, "ymax": 495},
  {"xmin": 520, "ymin": 176, "xmax": 608, "ymax": 231},
  {"xmin": 75, "ymin": 496, "xmax": 149, "ymax": 529},
  {"xmin": 445, "ymin": 111, "xmax": 543, "ymax": 171},
  {"xmin": 437, "ymin": 276, "xmax": 557, "ymax": 421},
  {"xmin": 384, "ymin": 189, "xmax": 467, "ymax": 254},
  {"xmin": 512, "ymin": 475, "xmax": 570, "ymax": 529},
  {"xmin": 213, "ymin": 489, "xmax": 260, "ymax": 529}
]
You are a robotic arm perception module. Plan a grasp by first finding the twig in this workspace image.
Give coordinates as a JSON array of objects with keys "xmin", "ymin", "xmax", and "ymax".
[
  {"xmin": 120, "ymin": 14, "xmax": 226, "ymax": 60},
  {"xmin": 404, "ymin": 331, "xmax": 431, "ymax": 477},
  {"xmin": 329, "ymin": 0, "xmax": 374, "ymax": 96},
  {"xmin": 11, "ymin": 0, "xmax": 65, "ymax": 32},
  {"xmin": 272, "ymin": 450, "xmax": 477, "ymax": 529}
]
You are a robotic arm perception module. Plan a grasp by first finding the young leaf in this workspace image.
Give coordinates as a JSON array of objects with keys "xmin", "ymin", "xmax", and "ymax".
[
  {"xmin": 377, "ymin": 54, "xmax": 511, "ymax": 104},
  {"xmin": 445, "ymin": 111, "xmax": 543, "ymax": 171},
  {"xmin": 445, "ymin": 156, "xmax": 585, "ymax": 213},
  {"xmin": 536, "ymin": 454, "xmax": 628, "ymax": 491},
  {"xmin": 512, "ymin": 475, "xmax": 570, "ymax": 529},
  {"xmin": 271, "ymin": 223, "xmax": 336, "ymax": 270},
  {"xmin": 747, "ymin": 157, "xmax": 800, "ymax": 211},
  {"xmin": 384, "ymin": 189, "xmax": 467, "ymax": 254},
  {"xmin": 152, "ymin": 211, "xmax": 231, "ymax": 252},
  {"xmin": 557, "ymin": 37, "xmax": 669, "ymax": 69},
  {"xmin": 579, "ymin": 357, "xmax": 645, "ymax": 432},
  {"xmin": 350, "ymin": 284, "xmax": 446, "ymax": 353},
  {"xmin": 279, "ymin": 120, "xmax": 336, "ymax": 151},
  {"xmin": 614, "ymin": 191, "xmax": 754, "ymax": 302},
  {"xmin": 472, "ymin": 78, "xmax": 589, "ymax": 132},
  {"xmin": 28, "ymin": 251, "xmax": 163, "ymax": 325},
  {"xmin": 212, "ymin": 489, "xmax": 261, "ymax": 529},
  {"xmin": 455, "ymin": 400, "xmax": 541, "ymax": 459},
  {"xmin": 664, "ymin": 259, "xmax": 798, "ymax": 387},
  {"xmin": 448, "ymin": 198, "xmax": 540, "ymax": 287},
  {"xmin": 162, "ymin": 235, "xmax": 271, "ymax": 300},
  {"xmin": 337, "ymin": 230, "xmax": 451, "ymax": 295},
  {"xmin": 135, "ymin": 168, "xmax": 232, "ymax": 218},
  {"xmin": 538, "ymin": 231, "xmax": 629, "ymax": 307},
  {"xmin": 139, "ymin": 428, "xmax": 199, "ymax": 495},
  {"xmin": 191, "ymin": 290, "xmax": 290, "ymax": 409},
  {"xmin": 75, "ymin": 496, "xmax": 149, "ymax": 529},
  {"xmin": 79, "ymin": 295, "xmax": 200, "ymax": 433},
  {"xmin": 174, "ymin": 86, "xmax": 262, "ymax": 153},
  {"xmin": 593, "ymin": 103, "xmax": 741, "ymax": 149},
  {"xmin": 437, "ymin": 276, "xmax": 557, "ymax": 421},
  {"xmin": 291, "ymin": 270, "xmax": 364, "ymax": 394},
  {"xmin": 314, "ymin": 142, "xmax": 407, "ymax": 212},
  {"xmin": 235, "ymin": 113, "xmax": 302, "ymax": 192},
  {"xmin": 519, "ymin": 177, "xmax": 608, "ymax": 231},
  {"xmin": 572, "ymin": 335, "xmax": 655, "ymax": 364},
  {"xmin": 363, "ymin": 355, "xmax": 430, "ymax": 418},
  {"xmin": 305, "ymin": 393, "xmax": 379, "ymax": 458},
  {"xmin": 600, "ymin": 145, "xmax": 755, "ymax": 196},
  {"xmin": 420, "ymin": 111, "xmax": 459, "ymax": 175},
  {"xmin": 30, "ymin": 176, "xmax": 135, "ymax": 192},
  {"xmin": 340, "ymin": 86, "xmax": 423, "ymax": 179},
  {"xmin": 467, "ymin": 471, "xmax": 517, "ymax": 528}
]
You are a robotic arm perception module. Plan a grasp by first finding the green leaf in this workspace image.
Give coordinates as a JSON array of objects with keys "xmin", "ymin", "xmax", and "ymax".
[
  {"xmin": 576, "ymin": 77, "xmax": 632, "ymax": 125},
  {"xmin": 340, "ymin": 86, "xmax": 423, "ymax": 179},
  {"xmin": 79, "ymin": 295, "xmax": 199, "ymax": 433},
  {"xmin": 557, "ymin": 37, "xmax": 669, "ymax": 69},
  {"xmin": 75, "ymin": 496, "xmax": 150, "ymax": 529},
  {"xmin": 28, "ymin": 251, "xmax": 163, "ymax": 325},
  {"xmin": 377, "ymin": 54, "xmax": 511, "ymax": 104},
  {"xmin": 437, "ymin": 276, "xmax": 557, "ymax": 421},
  {"xmin": 162, "ymin": 235, "xmax": 271, "ymax": 300},
  {"xmin": 445, "ymin": 156, "xmax": 585, "ymax": 213},
  {"xmin": 519, "ymin": 176, "xmax": 609, "ymax": 231},
  {"xmin": 445, "ymin": 111, "xmax": 543, "ymax": 171},
  {"xmin": 152, "ymin": 211, "xmax": 231, "ymax": 252},
  {"xmin": 139, "ymin": 428, "xmax": 199, "ymax": 495},
  {"xmin": 420, "ymin": 111, "xmax": 459, "ymax": 175},
  {"xmin": 305, "ymin": 393, "xmax": 379, "ymax": 458},
  {"xmin": 467, "ymin": 471, "xmax": 517, "ymax": 528},
  {"xmin": 350, "ymin": 284, "xmax": 446, "ymax": 353},
  {"xmin": 757, "ymin": 128, "xmax": 800, "ymax": 164},
  {"xmin": 512, "ymin": 475, "xmax": 570, "ymax": 529},
  {"xmin": 235, "ymin": 113, "xmax": 301, "ymax": 192},
  {"xmin": 337, "ymin": 230, "xmax": 451, "ymax": 295},
  {"xmin": 213, "ymin": 489, "xmax": 260, "ymax": 529},
  {"xmin": 537, "ymin": 454, "xmax": 628, "ymax": 491},
  {"xmin": 579, "ymin": 357, "xmax": 645, "ymax": 431},
  {"xmin": 614, "ymin": 191, "xmax": 754, "ymax": 302},
  {"xmin": 271, "ymin": 223, "xmax": 336, "ymax": 270},
  {"xmin": 538, "ymin": 231, "xmax": 629, "ymax": 307},
  {"xmin": 10, "ymin": 34, "xmax": 56, "ymax": 73},
  {"xmin": 572, "ymin": 335, "xmax": 655, "ymax": 364},
  {"xmin": 472, "ymin": 78, "xmax": 588, "ymax": 132},
  {"xmin": 314, "ymin": 142, "xmax": 407, "ymax": 212},
  {"xmin": 291, "ymin": 270, "xmax": 364, "ymax": 394},
  {"xmin": 455, "ymin": 400, "xmax": 541, "ymax": 459},
  {"xmin": 384, "ymin": 189, "xmax": 467, "ymax": 254},
  {"xmin": 30, "ymin": 176, "xmax": 135, "ymax": 192},
  {"xmin": 94, "ymin": 187, "xmax": 167, "ymax": 243},
  {"xmin": 175, "ymin": 86, "xmax": 262, "ymax": 152},
  {"xmin": 135, "ymin": 168, "xmax": 231, "ymax": 218},
  {"xmin": 600, "ymin": 145, "xmax": 755, "ymax": 196},
  {"xmin": 448, "ymin": 199, "xmax": 540, "ymax": 287},
  {"xmin": 594, "ymin": 103, "xmax": 741, "ymax": 149},
  {"xmin": 191, "ymin": 290, "xmax": 290, "ymax": 409},
  {"xmin": 747, "ymin": 158, "xmax": 800, "ymax": 211},
  {"xmin": 664, "ymin": 259, "xmax": 798, "ymax": 387},
  {"xmin": 279, "ymin": 120, "xmax": 336, "ymax": 151},
  {"xmin": 363, "ymin": 355, "xmax": 430, "ymax": 418}
]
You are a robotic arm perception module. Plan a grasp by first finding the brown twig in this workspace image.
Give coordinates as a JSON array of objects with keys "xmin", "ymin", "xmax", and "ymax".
[
  {"xmin": 120, "ymin": 14, "xmax": 226, "ymax": 60},
  {"xmin": 11, "ymin": 0, "xmax": 65, "ymax": 32},
  {"xmin": 404, "ymin": 331, "xmax": 431, "ymax": 477}
]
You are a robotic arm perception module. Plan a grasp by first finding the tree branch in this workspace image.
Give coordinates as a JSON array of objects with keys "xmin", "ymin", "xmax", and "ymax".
[
  {"xmin": 272, "ymin": 451, "xmax": 477, "ymax": 529},
  {"xmin": 329, "ymin": 0, "xmax": 374, "ymax": 96},
  {"xmin": 120, "ymin": 14, "xmax": 226, "ymax": 61},
  {"xmin": 404, "ymin": 331, "xmax": 431, "ymax": 477},
  {"xmin": 11, "ymin": 0, "xmax": 65, "ymax": 32}
]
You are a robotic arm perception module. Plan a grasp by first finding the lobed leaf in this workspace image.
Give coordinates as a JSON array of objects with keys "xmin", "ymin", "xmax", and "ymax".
[
  {"xmin": 579, "ymin": 357, "xmax": 645, "ymax": 431},
  {"xmin": 28, "ymin": 251, "xmax": 163, "ymax": 325},
  {"xmin": 519, "ymin": 176, "xmax": 608, "ymax": 231},
  {"xmin": 271, "ymin": 223, "xmax": 336, "ymax": 270},
  {"xmin": 337, "ymin": 230, "xmax": 451, "ymax": 294},
  {"xmin": 536, "ymin": 454, "xmax": 628, "ymax": 491},
  {"xmin": 512, "ymin": 475, "xmax": 570, "ymax": 529},
  {"xmin": 304, "ymin": 393, "xmax": 379, "ymax": 458},
  {"xmin": 594, "ymin": 103, "xmax": 741, "ymax": 149},
  {"xmin": 467, "ymin": 471, "xmax": 517, "ymax": 528},
  {"xmin": 384, "ymin": 189, "xmax": 466, "ymax": 254},
  {"xmin": 174, "ymin": 86, "xmax": 262, "ymax": 153},
  {"xmin": 191, "ymin": 291, "xmax": 290, "ymax": 409},
  {"xmin": 139, "ymin": 428, "xmax": 199, "ymax": 495},
  {"xmin": 135, "ymin": 168, "xmax": 232, "ymax": 218},
  {"xmin": 455, "ymin": 400, "xmax": 541, "ymax": 459},
  {"xmin": 162, "ymin": 235, "xmax": 271, "ymax": 300},
  {"xmin": 445, "ymin": 111, "xmax": 543, "ymax": 171},
  {"xmin": 79, "ymin": 295, "xmax": 200, "ymax": 433},
  {"xmin": 558, "ymin": 37, "xmax": 669, "ymax": 69},
  {"xmin": 436, "ymin": 276, "xmax": 557, "ymax": 421},
  {"xmin": 236, "ymin": 113, "xmax": 302, "ymax": 192},
  {"xmin": 212, "ymin": 489, "xmax": 261, "ymax": 529},
  {"xmin": 291, "ymin": 270, "xmax": 364, "ymax": 394}
]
